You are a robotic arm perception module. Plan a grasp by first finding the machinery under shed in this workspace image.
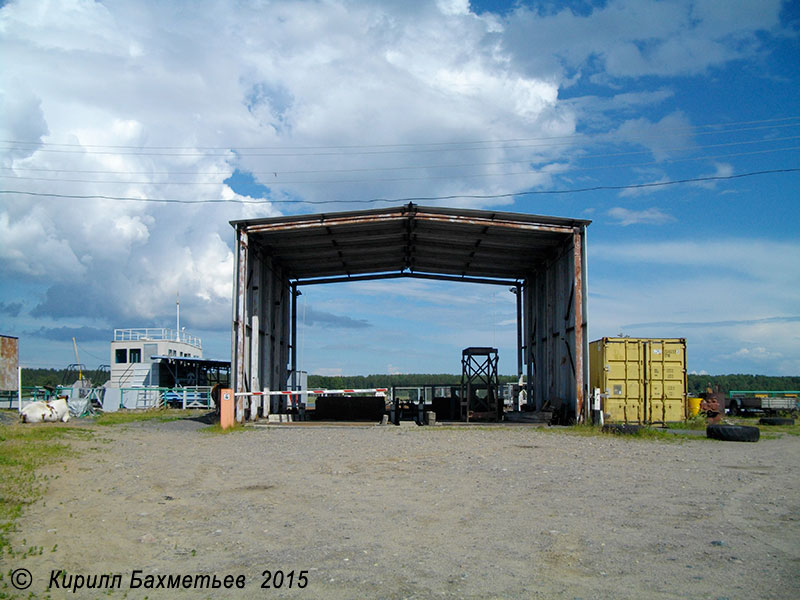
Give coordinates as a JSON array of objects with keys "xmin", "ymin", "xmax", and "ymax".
[{"xmin": 230, "ymin": 203, "xmax": 590, "ymax": 422}]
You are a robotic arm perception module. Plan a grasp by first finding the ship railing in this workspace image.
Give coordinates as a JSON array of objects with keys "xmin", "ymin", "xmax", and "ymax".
[{"xmin": 113, "ymin": 328, "xmax": 202, "ymax": 349}]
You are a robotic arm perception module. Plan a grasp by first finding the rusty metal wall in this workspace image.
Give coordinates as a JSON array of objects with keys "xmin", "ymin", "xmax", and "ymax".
[
  {"xmin": 232, "ymin": 226, "xmax": 291, "ymax": 397},
  {"xmin": 232, "ymin": 208, "xmax": 589, "ymax": 422},
  {"xmin": 523, "ymin": 227, "xmax": 588, "ymax": 421},
  {"xmin": 1, "ymin": 335, "xmax": 20, "ymax": 392}
]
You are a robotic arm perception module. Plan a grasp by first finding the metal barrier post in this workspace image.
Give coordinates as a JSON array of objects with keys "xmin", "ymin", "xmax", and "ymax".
[
  {"xmin": 249, "ymin": 391, "xmax": 258, "ymax": 422},
  {"xmin": 591, "ymin": 388, "xmax": 603, "ymax": 425}
]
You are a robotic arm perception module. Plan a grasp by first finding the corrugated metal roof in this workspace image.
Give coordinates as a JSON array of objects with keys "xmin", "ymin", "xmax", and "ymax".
[{"xmin": 231, "ymin": 203, "xmax": 590, "ymax": 282}]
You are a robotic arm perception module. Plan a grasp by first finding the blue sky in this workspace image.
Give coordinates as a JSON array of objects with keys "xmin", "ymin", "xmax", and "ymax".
[{"xmin": 1, "ymin": 0, "xmax": 798, "ymax": 378}]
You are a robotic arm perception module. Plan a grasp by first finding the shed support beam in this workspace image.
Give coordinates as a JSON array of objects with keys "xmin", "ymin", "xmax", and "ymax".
[
  {"xmin": 295, "ymin": 271, "xmax": 518, "ymax": 288},
  {"xmin": 250, "ymin": 314, "xmax": 259, "ymax": 395},
  {"xmin": 291, "ymin": 283, "xmax": 299, "ymax": 392},
  {"xmin": 233, "ymin": 228, "xmax": 248, "ymax": 395},
  {"xmin": 573, "ymin": 227, "xmax": 587, "ymax": 423},
  {"xmin": 513, "ymin": 283, "xmax": 523, "ymax": 385}
]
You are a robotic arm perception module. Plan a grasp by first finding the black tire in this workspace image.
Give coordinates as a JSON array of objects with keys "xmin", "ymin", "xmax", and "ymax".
[
  {"xmin": 759, "ymin": 417, "xmax": 795, "ymax": 426},
  {"xmin": 602, "ymin": 424, "xmax": 642, "ymax": 435},
  {"xmin": 706, "ymin": 424, "xmax": 760, "ymax": 442}
]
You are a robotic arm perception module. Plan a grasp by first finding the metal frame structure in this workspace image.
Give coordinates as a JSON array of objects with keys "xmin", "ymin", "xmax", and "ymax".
[
  {"xmin": 460, "ymin": 347, "xmax": 501, "ymax": 422},
  {"xmin": 231, "ymin": 203, "xmax": 590, "ymax": 422}
]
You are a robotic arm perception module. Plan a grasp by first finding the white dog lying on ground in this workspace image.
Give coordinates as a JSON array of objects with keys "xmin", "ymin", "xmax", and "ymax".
[{"xmin": 20, "ymin": 397, "xmax": 71, "ymax": 423}]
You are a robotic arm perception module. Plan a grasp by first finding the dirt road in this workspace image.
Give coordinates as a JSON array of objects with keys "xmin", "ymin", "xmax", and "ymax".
[{"xmin": 7, "ymin": 419, "xmax": 800, "ymax": 599}]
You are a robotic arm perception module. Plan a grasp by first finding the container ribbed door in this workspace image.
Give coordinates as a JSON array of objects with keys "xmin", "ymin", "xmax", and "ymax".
[
  {"xmin": 646, "ymin": 340, "xmax": 686, "ymax": 423},
  {"xmin": 591, "ymin": 337, "xmax": 687, "ymax": 424},
  {"xmin": 602, "ymin": 338, "xmax": 645, "ymax": 424}
]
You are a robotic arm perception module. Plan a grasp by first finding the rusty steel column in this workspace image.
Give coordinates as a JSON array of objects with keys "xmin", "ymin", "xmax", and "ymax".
[
  {"xmin": 514, "ymin": 283, "xmax": 523, "ymax": 384},
  {"xmin": 233, "ymin": 227, "xmax": 248, "ymax": 394},
  {"xmin": 573, "ymin": 228, "xmax": 585, "ymax": 423},
  {"xmin": 581, "ymin": 226, "xmax": 590, "ymax": 423},
  {"xmin": 291, "ymin": 282, "xmax": 298, "ymax": 391},
  {"xmin": 522, "ymin": 278, "xmax": 535, "ymax": 411}
]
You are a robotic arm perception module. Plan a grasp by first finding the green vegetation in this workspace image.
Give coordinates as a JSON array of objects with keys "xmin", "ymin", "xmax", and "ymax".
[
  {"xmin": 664, "ymin": 415, "xmax": 707, "ymax": 430},
  {"xmin": 93, "ymin": 408, "xmax": 186, "ymax": 426},
  {"xmin": 687, "ymin": 374, "xmax": 800, "ymax": 395},
  {"xmin": 307, "ymin": 373, "xmax": 800, "ymax": 395},
  {"xmin": 557, "ymin": 423, "xmax": 694, "ymax": 441},
  {"xmin": 21, "ymin": 367, "xmax": 110, "ymax": 388},
  {"xmin": 308, "ymin": 373, "xmax": 520, "ymax": 389},
  {"xmin": 0, "ymin": 423, "xmax": 93, "ymax": 557},
  {"xmin": 19, "ymin": 369, "xmax": 799, "ymax": 395},
  {"xmin": 0, "ymin": 409, "xmax": 192, "ymax": 563},
  {"xmin": 731, "ymin": 415, "xmax": 800, "ymax": 438},
  {"xmin": 432, "ymin": 422, "xmax": 701, "ymax": 441}
]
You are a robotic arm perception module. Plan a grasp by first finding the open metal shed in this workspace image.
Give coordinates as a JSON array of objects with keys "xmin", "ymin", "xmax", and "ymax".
[{"xmin": 230, "ymin": 203, "xmax": 590, "ymax": 421}]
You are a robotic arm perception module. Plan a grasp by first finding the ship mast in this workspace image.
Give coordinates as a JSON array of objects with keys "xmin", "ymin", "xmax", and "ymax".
[{"xmin": 72, "ymin": 337, "xmax": 83, "ymax": 381}]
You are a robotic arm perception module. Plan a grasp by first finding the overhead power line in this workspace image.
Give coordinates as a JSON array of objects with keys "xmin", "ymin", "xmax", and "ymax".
[
  {"xmin": 3, "ymin": 146, "xmax": 799, "ymax": 186},
  {"xmin": 3, "ymin": 138, "xmax": 798, "ymax": 182},
  {"xmin": 1, "ymin": 117, "xmax": 798, "ymax": 157},
  {"xmin": 2, "ymin": 115, "xmax": 798, "ymax": 150},
  {"xmin": 2, "ymin": 168, "xmax": 797, "ymax": 205},
  {"xmin": 390, "ymin": 168, "xmax": 800, "ymax": 203}
]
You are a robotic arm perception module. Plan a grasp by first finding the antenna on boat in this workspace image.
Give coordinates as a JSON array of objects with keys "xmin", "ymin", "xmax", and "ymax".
[
  {"xmin": 72, "ymin": 337, "xmax": 83, "ymax": 381},
  {"xmin": 176, "ymin": 291, "xmax": 180, "ymax": 341}
]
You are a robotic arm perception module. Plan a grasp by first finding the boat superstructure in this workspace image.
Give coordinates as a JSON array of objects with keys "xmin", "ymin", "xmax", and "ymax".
[{"xmin": 110, "ymin": 327, "xmax": 202, "ymax": 387}]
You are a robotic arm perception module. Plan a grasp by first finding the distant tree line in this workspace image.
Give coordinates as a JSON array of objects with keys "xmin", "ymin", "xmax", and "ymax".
[
  {"xmin": 687, "ymin": 374, "xmax": 800, "ymax": 395},
  {"xmin": 307, "ymin": 373, "xmax": 522, "ymax": 390},
  {"xmin": 309, "ymin": 373, "xmax": 800, "ymax": 395},
  {"xmin": 21, "ymin": 368, "xmax": 110, "ymax": 388},
  {"xmin": 19, "ymin": 369, "xmax": 799, "ymax": 395}
]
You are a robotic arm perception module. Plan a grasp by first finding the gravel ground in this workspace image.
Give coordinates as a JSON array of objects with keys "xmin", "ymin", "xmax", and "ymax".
[{"xmin": 7, "ymin": 419, "xmax": 800, "ymax": 599}]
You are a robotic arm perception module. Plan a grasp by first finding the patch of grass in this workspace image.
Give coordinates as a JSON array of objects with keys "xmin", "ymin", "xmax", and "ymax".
[
  {"xmin": 545, "ymin": 423, "xmax": 701, "ymax": 442},
  {"xmin": 664, "ymin": 415, "xmax": 707, "ymax": 430},
  {"xmin": 665, "ymin": 414, "xmax": 800, "ymax": 439},
  {"xmin": 432, "ymin": 424, "xmax": 517, "ymax": 432},
  {"xmin": 429, "ymin": 422, "xmax": 701, "ymax": 441},
  {"xmin": 430, "ymin": 422, "xmax": 698, "ymax": 441},
  {"xmin": 0, "ymin": 424, "xmax": 93, "ymax": 558},
  {"xmin": 93, "ymin": 408, "xmax": 187, "ymax": 426},
  {"xmin": 627, "ymin": 427, "xmax": 694, "ymax": 441},
  {"xmin": 754, "ymin": 421, "xmax": 800, "ymax": 437},
  {"xmin": 713, "ymin": 415, "xmax": 800, "ymax": 438}
]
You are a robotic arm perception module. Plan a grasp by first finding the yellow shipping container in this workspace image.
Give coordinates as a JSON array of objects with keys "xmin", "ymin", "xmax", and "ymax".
[{"xmin": 590, "ymin": 337, "xmax": 687, "ymax": 424}]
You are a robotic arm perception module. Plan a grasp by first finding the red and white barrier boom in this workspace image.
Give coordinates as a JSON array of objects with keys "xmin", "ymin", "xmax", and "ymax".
[{"xmin": 233, "ymin": 388, "xmax": 387, "ymax": 398}]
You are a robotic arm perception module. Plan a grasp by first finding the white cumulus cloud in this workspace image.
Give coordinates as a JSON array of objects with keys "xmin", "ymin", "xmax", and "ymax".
[{"xmin": 607, "ymin": 207, "xmax": 676, "ymax": 226}]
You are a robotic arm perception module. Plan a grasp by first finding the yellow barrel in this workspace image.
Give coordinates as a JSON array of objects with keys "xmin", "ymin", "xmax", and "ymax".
[{"xmin": 687, "ymin": 396, "xmax": 702, "ymax": 418}]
